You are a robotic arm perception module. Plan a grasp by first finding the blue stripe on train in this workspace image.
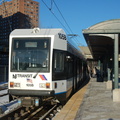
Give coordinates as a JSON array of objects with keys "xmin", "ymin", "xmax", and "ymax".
[{"xmin": 55, "ymin": 91, "xmax": 67, "ymax": 95}]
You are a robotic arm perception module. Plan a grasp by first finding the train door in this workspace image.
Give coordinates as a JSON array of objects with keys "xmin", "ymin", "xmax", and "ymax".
[
  {"xmin": 79, "ymin": 60, "xmax": 83, "ymax": 83},
  {"xmin": 76, "ymin": 59, "xmax": 80, "ymax": 89},
  {"xmin": 66, "ymin": 53, "xmax": 74, "ymax": 96},
  {"xmin": 73, "ymin": 57, "xmax": 77, "ymax": 92}
]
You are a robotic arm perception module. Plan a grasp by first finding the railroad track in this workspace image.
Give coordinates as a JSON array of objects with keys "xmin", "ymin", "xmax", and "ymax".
[
  {"xmin": 0, "ymin": 93, "xmax": 8, "ymax": 97},
  {"xmin": 0, "ymin": 83, "xmax": 8, "ymax": 91},
  {"xmin": 31, "ymin": 104, "xmax": 62, "ymax": 120},
  {"xmin": 0, "ymin": 106, "xmax": 40, "ymax": 120},
  {"xmin": 0, "ymin": 82, "xmax": 8, "ymax": 98},
  {"xmin": 0, "ymin": 101, "xmax": 62, "ymax": 120},
  {"xmin": 0, "ymin": 86, "xmax": 8, "ymax": 91},
  {"xmin": 0, "ymin": 88, "xmax": 8, "ymax": 97}
]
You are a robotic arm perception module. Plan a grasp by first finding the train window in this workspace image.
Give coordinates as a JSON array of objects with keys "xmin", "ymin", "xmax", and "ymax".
[
  {"xmin": 54, "ymin": 51, "xmax": 64, "ymax": 72},
  {"xmin": 11, "ymin": 37, "xmax": 50, "ymax": 72}
]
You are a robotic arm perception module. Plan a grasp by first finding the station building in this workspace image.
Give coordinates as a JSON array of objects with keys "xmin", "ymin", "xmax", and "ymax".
[{"xmin": 83, "ymin": 19, "xmax": 120, "ymax": 101}]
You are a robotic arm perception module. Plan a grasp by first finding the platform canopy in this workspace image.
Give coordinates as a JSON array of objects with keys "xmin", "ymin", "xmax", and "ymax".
[{"xmin": 82, "ymin": 19, "xmax": 120, "ymax": 60}]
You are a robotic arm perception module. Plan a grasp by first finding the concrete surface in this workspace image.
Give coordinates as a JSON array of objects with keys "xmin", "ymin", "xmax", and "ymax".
[
  {"xmin": 75, "ymin": 78, "xmax": 120, "ymax": 120},
  {"xmin": 54, "ymin": 82, "xmax": 88, "ymax": 120}
]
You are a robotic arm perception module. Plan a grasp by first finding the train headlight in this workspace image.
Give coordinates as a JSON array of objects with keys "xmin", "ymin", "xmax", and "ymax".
[
  {"xmin": 10, "ymin": 82, "xmax": 14, "ymax": 87},
  {"xmin": 14, "ymin": 83, "xmax": 20, "ymax": 87},
  {"xmin": 39, "ymin": 83, "xmax": 46, "ymax": 88},
  {"xmin": 46, "ymin": 83, "xmax": 50, "ymax": 88}
]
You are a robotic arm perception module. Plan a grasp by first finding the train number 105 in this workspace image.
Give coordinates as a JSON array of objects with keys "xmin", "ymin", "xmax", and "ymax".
[{"xmin": 58, "ymin": 33, "xmax": 66, "ymax": 40}]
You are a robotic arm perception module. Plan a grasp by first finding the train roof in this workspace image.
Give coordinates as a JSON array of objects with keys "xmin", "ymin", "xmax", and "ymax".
[
  {"xmin": 10, "ymin": 28, "xmax": 86, "ymax": 61},
  {"xmin": 10, "ymin": 28, "xmax": 65, "ymax": 36}
]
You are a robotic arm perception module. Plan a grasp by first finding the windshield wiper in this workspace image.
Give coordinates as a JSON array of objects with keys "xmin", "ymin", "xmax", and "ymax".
[{"xmin": 33, "ymin": 69, "xmax": 41, "ymax": 78}]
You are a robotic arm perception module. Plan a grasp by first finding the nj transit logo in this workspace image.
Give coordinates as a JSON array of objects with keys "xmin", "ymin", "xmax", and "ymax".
[{"xmin": 39, "ymin": 75, "xmax": 47, "ymax": 81}]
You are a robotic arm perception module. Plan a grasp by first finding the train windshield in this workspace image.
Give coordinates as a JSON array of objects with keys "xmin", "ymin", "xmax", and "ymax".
[{"xmin": 11, "ymin": 38, "xmax": 50, "ymax": 72}]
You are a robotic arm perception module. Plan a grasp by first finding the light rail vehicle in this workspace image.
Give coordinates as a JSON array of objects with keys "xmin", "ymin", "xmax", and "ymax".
[{"xmin": 8, "ymin": 28, "xmax": 89, "ymax": 106}]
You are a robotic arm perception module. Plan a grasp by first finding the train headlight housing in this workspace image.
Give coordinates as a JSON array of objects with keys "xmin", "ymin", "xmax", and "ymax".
[
  {"xmin": 46, "ymin": 83, "xmax": 50, "ymax": 88},
  {"xmin": 39, "ymin": 83, "xmax": 46, "ymax": 88},
  {"xmin": 14, "ymin": 83, "xmax": 20, "ymax": 87},
  {"xmin": 10, "ymin": 82, "xmax": 14, "ymax": 87},
  {"xmin": 10, "ymin": 82, "xmax": 20, "ymax": 88}
]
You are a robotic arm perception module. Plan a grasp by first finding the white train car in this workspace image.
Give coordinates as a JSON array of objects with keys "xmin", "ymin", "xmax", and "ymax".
[{"xmin": 8, "ymin": 28, "xmax": 87, "ymax": 106}]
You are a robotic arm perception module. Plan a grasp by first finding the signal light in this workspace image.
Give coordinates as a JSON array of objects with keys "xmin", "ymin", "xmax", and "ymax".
[
  {"xmin": 10, "ymin": 82, "xmax": 14, "ymax": 87},
  {"xmin": 54, "ymin": 82, "xmax": 57, "ymax": 89},
  {"xmin": 46, "ymin": 83, "xmax": 50, "ymax": 88}
]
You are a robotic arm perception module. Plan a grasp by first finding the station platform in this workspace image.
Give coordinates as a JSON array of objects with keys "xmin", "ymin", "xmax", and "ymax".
[{"xmin": 53, "ymin": 78, "xmax": 120, "ymax": 120}]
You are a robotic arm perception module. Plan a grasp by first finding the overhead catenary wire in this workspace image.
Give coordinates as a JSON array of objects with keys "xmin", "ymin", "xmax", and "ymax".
[
  {"xmin": 52, "ymin": 0, "xmax": 74, "ymax": 34},
  {"xmin": 41, "ymin": 0, "xmax": 71, "ymax": 34},
  {"xmin": 53, "ymin": 0, "xmax": 84, "ymax": 47},
  {"xmin": 50, "ymin": 0, "xmax": 53, "ymax": 10},
  {"xmin": 41, "ymin": 0, "xmax": 83, "ymax": 48},
  {"xmin": 1, "ymin": 0, "xmax": 83, "ymax": 47}
]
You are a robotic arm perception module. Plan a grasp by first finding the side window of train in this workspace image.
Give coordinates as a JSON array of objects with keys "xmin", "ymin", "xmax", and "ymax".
[{"xmin": 54, "ymin": 51, "xmax": 64, "ymax": 72}]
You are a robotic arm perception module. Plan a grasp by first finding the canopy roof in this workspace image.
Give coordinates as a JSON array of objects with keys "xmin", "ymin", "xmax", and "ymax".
[{"xmin": 83, "ymin": 19, "xmax": 120, "ymax": 60}]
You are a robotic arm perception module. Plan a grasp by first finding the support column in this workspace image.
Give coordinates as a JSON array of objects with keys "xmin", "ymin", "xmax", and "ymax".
[
  {"xmin": 114, "ymin": 34, "xmax": 119, "ymax": 89},
  {"xmin": 113, "ymin": 34, "xmax": 120, "ymax": 102}
]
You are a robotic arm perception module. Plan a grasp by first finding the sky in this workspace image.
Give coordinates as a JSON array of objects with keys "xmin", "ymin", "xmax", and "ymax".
[{"xmin": 36, "ymin": 0, "xmax": 120, "ymax": 47}]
